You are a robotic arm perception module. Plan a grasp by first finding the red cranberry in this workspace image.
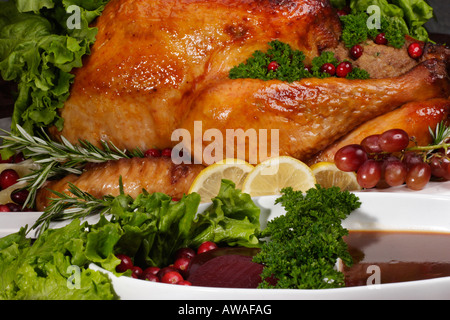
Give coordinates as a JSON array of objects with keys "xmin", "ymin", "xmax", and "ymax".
[
  {"xmin": 157, "ymin": 266, "xmax": 179, "ymax": 280},
  {"xmin": 0, "ymin": 169, "xmax": 20, "ymax": 190},
  {"xmin": 131, "ymin": 266, "xmax": 143, "ymax": 279},
  {"xmin": 178, "ymin": 280, "xmax": 192, "ymax": 286},
  {"xmin": 115, "ymin": 254, "xmax": 134, "ymax": 273},
  {"xmin": 142, "ymin": 266, "xmax": 160, "ymax": 278},
  {"xmin": 143, "ymin": 273, "xmax": 160, "ymax": 282},
  {"xmin": 0, "ymin": 205, "xmax": 10, "ymax": 212},
  {"xmin": 374, "ymin": 33, "xmax": 388, "ymax": 45},
  {"xmin": 174, "ymin": 257, "xmax": 191, "ymax": 275},
  {"xmin": 336, "ymin": 61, "xmax": 353, "ymax": 78},
  {"xmin": 320, "ymin": 63, "xmax": 336, "ymax": 76},
  {"xmin": 6, "ymin": 203, "xmax": 22, "ymax": 212},
  {"xmin": 408, "ymin": 42, "xmax": 423, "ymax": 59},
  {"xmin": 161, "ymin": 271, "xmax": 184, "ymax": 284},
  {"xmin": 13, "ymin": 153, "xmax": 26, "ymax": 163},
  {"xmin": 0, "ymin": 154, "xmax": 12, "ymax": 164},
  {"xmin": 337, "ymin": 9, "xmax": 348, "ymax": 17},
  {"xmin": 11, "ymin": 189, "xmax": 30, "ymax": 205},
  {"xmin": 144, "ymin": 149, "xmax": 161, "ymax": 158},
  {"xmin": 267, "ymin": 61, "xmax": 279, "ymax": 72},
  {"xmin": 197, "ymin": 241, "xmax": 218, "ymax": 254},
  {"xmin": 304, "ymin": 65, "xmax": 312, "ymax": 73},
  {"xmin": 175, "ymin": 247, "xmax": 196, "ymax": 260},
  {"xmin": 350, "ymin": 45, "xmax": 364, "ymax": 60},
  {"xmin": 337, "ymin": 6, "xmax": 350, "ymax": 16},
  {"xmin": 161, "ymin": 148, "xmax": 172, "ymax": 157}
]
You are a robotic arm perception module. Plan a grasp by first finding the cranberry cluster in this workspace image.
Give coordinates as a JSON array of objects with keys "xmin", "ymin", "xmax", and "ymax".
[
  {"xmin": 115, "ymin": 241, "xmax": 218, "ymax": 286},
  {"xmin": 0, "ymin": 153, "xmax": 33, "ymax": 212}
]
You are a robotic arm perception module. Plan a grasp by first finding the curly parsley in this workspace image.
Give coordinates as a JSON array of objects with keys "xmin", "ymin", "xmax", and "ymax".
[
  {"xmin": 229, "ymin": 40, "xmax": 371, "ymax": 82},
  {"xmin": 254, "ymin": 186, "xmax": 361, "ymax": 289},
  {"xmin": 340, "ymin": 12, "xmax": 408, "ymax": 49}
]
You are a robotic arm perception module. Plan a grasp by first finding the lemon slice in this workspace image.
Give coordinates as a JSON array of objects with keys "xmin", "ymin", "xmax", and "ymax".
[
  {"xmin": 188, "ymin": 158, "xmax": 254, "ymax": 203},
  {"xmin": 310, "ymin": 162, "xmax": 362, "ymax": 191},
  {"xmin": 241, "ymin": 156, "xmax": 316, "ymax": 197}
]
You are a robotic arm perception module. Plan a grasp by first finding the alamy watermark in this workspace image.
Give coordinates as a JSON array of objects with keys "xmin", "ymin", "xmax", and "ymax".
[
  {"xmin": 171, "ymin": 121, "xmax": 280, "ymax": 168},
  {"xmin": 66, "ymin": 5, "xmax": 81, "ymax": 30}
]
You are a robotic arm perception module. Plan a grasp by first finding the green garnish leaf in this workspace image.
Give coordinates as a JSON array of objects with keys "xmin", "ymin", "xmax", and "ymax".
[
  {"xmin": 340, "ymin": 12, "xmax": 408, "ymax": 49},
  {"xmin": 254, "ymin": 185, "xmax": 361, "ymax": 289},
  {"xmin": 229, "ymin": 41, "xmax": 370, "ymax": 82},
  {"xmin": 229, "ymin": 40, "xmax": 310, "ymax": 83},
  {"xmin": 0, "ymin": 0, "xmax": 110, "ymax": 138}
]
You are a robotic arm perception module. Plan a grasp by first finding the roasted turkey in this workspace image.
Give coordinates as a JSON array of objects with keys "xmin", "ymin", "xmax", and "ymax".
[{"xmin": 37, "ymin": 0, "xmax": 450, "ymax": 210}]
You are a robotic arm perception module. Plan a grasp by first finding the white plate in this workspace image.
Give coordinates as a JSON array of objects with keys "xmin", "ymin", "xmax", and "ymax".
[{"xmin": 2, "ymin": 191, "xmax": 450, "ymax": 300}]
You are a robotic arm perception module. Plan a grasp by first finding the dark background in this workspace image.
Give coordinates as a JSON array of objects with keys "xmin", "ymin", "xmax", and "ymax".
[{"xmin": 1, "ymin": 0, "xmax": 449, "ymax": 119}]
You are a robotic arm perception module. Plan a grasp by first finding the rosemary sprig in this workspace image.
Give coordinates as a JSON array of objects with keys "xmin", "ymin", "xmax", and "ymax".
[
  {"xmin": 0, "ymin": 125, "xmax": 143, "ymax": 208},
  {"xmin": 406, "ymin": 121, "xmax": 450, "ymax": 157},
  {"xmin": 429, "ymin": 121, "xmax": 450, "ymax": 150},
  {"xmin": 31, "ymin": 181, "xmax": 125, "ymax": 235}
]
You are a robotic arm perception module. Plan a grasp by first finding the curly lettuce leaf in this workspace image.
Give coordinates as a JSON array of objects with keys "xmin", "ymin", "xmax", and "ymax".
[
  {"xmin": 0, "ymin": 222, "xmax": 117, "ymax": 300},
  {"xmin": 188, "ymin": 179, "xmax": 261, "ymax": 249},
  {"xmin": 0, "ymin": 0, "xmax": 109, "ymax": 154}
]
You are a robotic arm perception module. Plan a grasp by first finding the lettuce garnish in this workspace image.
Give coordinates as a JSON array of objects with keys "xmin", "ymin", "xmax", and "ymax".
[
  {"xmin": 0, "ymin": 180, "xmax": 261, "ymax": 299},
  {"xmin": 0, "ymin": 0, "xmax": 110, "ymax": 153}
]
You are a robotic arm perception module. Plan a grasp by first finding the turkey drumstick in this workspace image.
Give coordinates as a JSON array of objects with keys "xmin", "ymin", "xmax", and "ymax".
[{"xmin": 181, "ymin": 59, "xmax": 450, "ymax": 164}]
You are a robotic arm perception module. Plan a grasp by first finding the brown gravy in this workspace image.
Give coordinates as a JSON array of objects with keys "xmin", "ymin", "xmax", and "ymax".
[{"xmin": 343, "ymin": 231, "xmax": 450, "ymax": 287}]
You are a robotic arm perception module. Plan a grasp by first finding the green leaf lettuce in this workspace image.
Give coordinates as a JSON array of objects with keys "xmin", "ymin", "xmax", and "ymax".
[{"xmin": 0, "ymin": 0, "xmax": 110, "ymax": 158}]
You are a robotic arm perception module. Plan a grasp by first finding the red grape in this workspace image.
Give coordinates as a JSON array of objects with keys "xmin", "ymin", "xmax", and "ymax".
[
  {"xmin": 357, "ymin": 160, "xmax": 382, "ymax": 189},
  {"xmin": 403, "ymin": 152, "xmax": 424, "ymax": 169},
  {"xmin": 334, "ymin": 144, "xmax": 368, "ymax": 172},
  {"xmin": 384, "ymin": 160, "xmax": 407, "ymax": 187},
  {"xmin": 406, "ymin": 163, "xmax": 431, "ymax": 190},
  {"xmin": 444, "ymin": 161, "xmax": 450, "ymax": 180},
  {"xmin": 361, "ymin": 135, "xmax": 382, "ymax": 154},
  {"xmin": 429, "ymin": 154, "xmax": 449, "ymax": 178},
  {"xmin": 379, "ymin": 129, "xmax": 410, "ymax": 153}
]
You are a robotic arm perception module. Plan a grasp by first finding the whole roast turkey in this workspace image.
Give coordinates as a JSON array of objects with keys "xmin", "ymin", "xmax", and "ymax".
[{"xmin": 37, "ymin": 0, "xmax": 450, "ymax": 210}]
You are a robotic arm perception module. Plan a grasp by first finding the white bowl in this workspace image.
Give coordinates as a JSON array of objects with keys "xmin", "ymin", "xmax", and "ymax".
[{"xmin": 89, "ymin": 192, "xmax": 450, "ymax": 300}]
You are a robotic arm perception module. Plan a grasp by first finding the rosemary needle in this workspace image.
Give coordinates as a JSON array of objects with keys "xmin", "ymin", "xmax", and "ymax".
[{"xmin": 0, "ymin": 125, "xmax": 143, "ymax": 208}]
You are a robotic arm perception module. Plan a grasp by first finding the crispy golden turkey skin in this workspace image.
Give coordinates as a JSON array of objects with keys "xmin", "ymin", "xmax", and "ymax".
[
  {"xmin": 37, "ymin": 0, "xmax": 450, "ymax": 208},
  {"xmin": 51, "ymin": 0, "xmax": 342, "ymax": 152}
]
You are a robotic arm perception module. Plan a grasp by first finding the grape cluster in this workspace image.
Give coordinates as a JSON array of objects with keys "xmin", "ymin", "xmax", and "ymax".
[{"xmin": 334, "ymin": 129, "xmax": 450, "ymax": 191}]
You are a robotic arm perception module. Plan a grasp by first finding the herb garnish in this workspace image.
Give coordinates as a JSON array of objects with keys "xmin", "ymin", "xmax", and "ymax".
[
  {"xmin": 254, "ymin": 185, "xmax": 361, "ymax": 289},
  {"xmin": 340, "ymin": 12, "xmax": 408, "ymax": 49},
  {"xmin": 229, "ymin": 40, "xmax": 371, "ymax": 82},
  {"xmin": 0, "ymin": 125, "xmax": 144, "ymax": 208}
]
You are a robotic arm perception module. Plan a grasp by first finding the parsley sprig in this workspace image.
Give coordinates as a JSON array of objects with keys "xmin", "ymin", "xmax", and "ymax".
[
  {"xmin": 340, "ymin": 12, "xmax": 408, "ymax": 48},
  {"xmin": 229, "ymin": 40, "xmax": 370, "ymax": 82},
  {"xmin": 254, "ymin": 186, "xmax": 361, "ymax": 289}
]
